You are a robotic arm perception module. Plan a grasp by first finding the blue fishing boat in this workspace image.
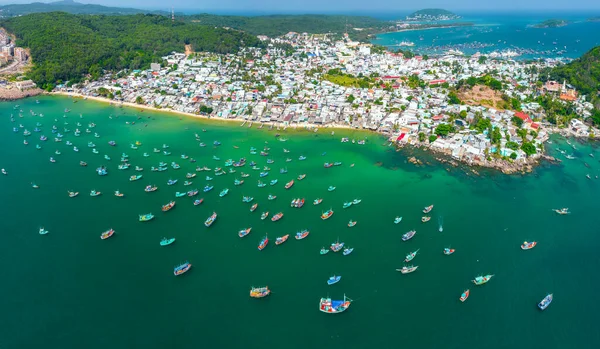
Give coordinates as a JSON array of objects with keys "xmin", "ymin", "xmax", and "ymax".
[
  {"xmin": 343, "ymin": 202, "xmax": 352, "ymax": 208},
  {"xmin": 394, "ymin": 216, "xmax": 403, "ymax": 224},
  {"xmin": 257, "ymin": 181, "xmax": 266, "ymax": 188},
  {"xmin": 174, "ymin": 261, "xmax": 191, "ymax": 276},
  {"xmin": 402, "ymin": 230, "xmax": 416, "ymax": 241},
  {"xmin": 319, "ymin": 295, "xmax": 352, "ymax": 314},
  {"xmin": 279, "ymin": 168, "xmax": 288, "ymax": 174},
  {"xmin": 343, "ymin": 247, "xmax": 354, "ymax": 256},
  {"xmin": 538, "ymin": 294, "xmax": 553, "ymax": 310},
  {"xmin": 160, "ymin": 237, "xmax": 175, "ymax": 246},
  {"xmin": 139, "ymin": 213, "xmax": 154, "ymax": 222},
  {"xmin": 219, "ymin": 188, "xmax": 229, "ymax": 197},
  {"xmin": 96, "ymin": 167, "xmax": 108, "ymax": 176},
  {"xmin": 328, "ymin": 186, "xmax": 336, "ymax": 192},
  {"xmin": 234, "ymin": 179, "xmax": 243, "ymax": 186},
  {"xmin": 203, "ymin": 185, "xmax": 214, "ymax": 192},
  {"xmin": 259, "ymin": 172, "xmax": 269, "ymax": 177},
  {"xmin": 175, "ymin": 192, "xmax": 186, "ymax": 198},
  {"xmin": 268, "ymin": 194, "xmax": 276, "ymax": 200},
  {"xmin": 270, "ymin": 179, "xmax": 278, "ymax": 186},
  {"xmin": 167, "ymin": 179, "xmax": 178, "ymax": 186},
  {"xmin": 242, "ymin": 196, "xmax": 254, "ymax": 203},
  {"xmin": 327, "ymin": 275, "xmax": 341, "ymax": 285}
]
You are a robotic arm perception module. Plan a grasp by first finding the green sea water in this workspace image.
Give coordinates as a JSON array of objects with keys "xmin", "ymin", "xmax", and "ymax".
[{"xmin": 1, "ymin": 96, "xmax": 599, "ymax": 349}]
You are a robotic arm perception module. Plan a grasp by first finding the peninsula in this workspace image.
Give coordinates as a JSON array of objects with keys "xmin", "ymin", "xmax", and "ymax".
[{"xmin": 405, "ymin": 9, "xmax": 461, "ymax": 21}]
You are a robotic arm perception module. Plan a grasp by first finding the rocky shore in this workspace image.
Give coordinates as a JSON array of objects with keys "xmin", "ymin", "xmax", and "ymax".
[{"xmin": 0, "ymin": 87, "xmax": 43, "ymax": 101}]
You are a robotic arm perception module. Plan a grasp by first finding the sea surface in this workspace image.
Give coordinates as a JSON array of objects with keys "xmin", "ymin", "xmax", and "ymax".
[
  {"xmin": 1, "ymin": 96, "xmax": 600, "ymax": 349},
  {"xmin": 372, "ymin": 12, "xmax": 600, "ymax": 59}
]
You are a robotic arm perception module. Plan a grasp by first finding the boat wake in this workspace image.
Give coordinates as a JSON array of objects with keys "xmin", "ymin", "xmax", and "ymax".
[{"xmin": 438, "ymin": 216, "xmax": 443, "ymax": 232}]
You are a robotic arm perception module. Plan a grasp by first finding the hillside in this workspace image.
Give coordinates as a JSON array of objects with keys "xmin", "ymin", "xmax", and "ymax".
[
  {"xmin": 406, "ymin": 9, "xmax": 460, "ymax": 21},
  {"xmin": 532, "ymin": 19, "xmax": 570, "ymax": 28},
  {"xmin": 548, "ymin": 46, "xmax": 600, "ymax": 107},
  {"xmin": 0, "ymin": 12, "xmax": 266, "ymax": 89},
  {"xmin": 0, "ymin": 0, "xmax": 168, "ymax": 16}
]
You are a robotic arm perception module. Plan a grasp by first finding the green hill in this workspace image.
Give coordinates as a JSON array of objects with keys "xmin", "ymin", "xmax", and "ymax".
[
  {"xmin": 406, "ymin": 9, "xmax": 460, "ymax": 21},
  {"xmin": 0, "ymin": 0, "xmax": 168, "ymax": 16},
  {"xmin": 0, "ymin": 12, "xmax": 265, "ymax": 89}
]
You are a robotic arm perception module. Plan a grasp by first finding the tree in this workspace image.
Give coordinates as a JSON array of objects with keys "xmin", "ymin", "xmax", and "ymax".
[
  {"xmin": 509, "ymin": 152, "xmax": 517, "ymax": 160},
  {"xmin": 459, "ymin": 110, "xmax": 467, "ymax": 119},
  {"xmin": 511, "ymin": 116, "xmax": 524, "ymax": 128},
  {"xmin": 521, "ymin": 142, "xmax": 536, "ymax": 157},
  {"xmin": 491, "ymin": 126, "xmax": 502, "ymax": 144},
  {"xmin": 347, "ymin": 94, "xmax": 356, "ymax": 103},
  {"xmin": 418, "ymin": 132, "xmax": 426, "ymax": 142},
  {"xmin": 428, "ymin": 135, "xmax": 438, "ymax": 143},
  {"xmin": 448, "ymin": 92, "xmax": 461, "ymax": 105},
  {"xmin": 478, "ymin": 56, "xmax": 487, "ymax": 64},
  {"xmin": 517, "ymin": 128, "xmax": 528, "ymax": 140},
  {"xmin": 135, "ymin": 96, "xmax": 144, "ymax": 105},
  {"xmin": 506, "ymin": 142, "xmax": 519, "ymax": 150},
  {"xmin": 435, "ymin": 123, "xmax": 454, "ymax": 137}
]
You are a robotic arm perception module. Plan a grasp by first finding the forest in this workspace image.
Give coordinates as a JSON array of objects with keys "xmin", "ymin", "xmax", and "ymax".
[
  {"xmin": 0, "ymin": 13, "xmax": 266, "ymax": 89},
  {"xmin": 547, "ymin": 46, "xmax": 600, "ymax": 108}
]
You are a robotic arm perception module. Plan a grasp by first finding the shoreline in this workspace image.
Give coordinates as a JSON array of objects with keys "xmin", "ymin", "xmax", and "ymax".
[
  {"xmin": 374, "ymin": 24, "xmax": 476, "ymax": 37},
  {"xmin": 50, "ymin": 91, "xmax": 363, "ymax": 134}
]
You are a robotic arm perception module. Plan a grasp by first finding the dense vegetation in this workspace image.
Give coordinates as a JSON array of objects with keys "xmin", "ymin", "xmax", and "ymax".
[
  {"xmin": 1, "ymin": 12, "xmax": 266, "ymax": 89},
  {"xmin": 532, "ymin": 19, "xmax": 570, "ymax": 28},
  {"xmin": 0, "ymin": 0, "xmax": 167, "ymax": 16},
  {"xmin": 547, "ymin": 46, "xmax": 600, "ymax": 108}
]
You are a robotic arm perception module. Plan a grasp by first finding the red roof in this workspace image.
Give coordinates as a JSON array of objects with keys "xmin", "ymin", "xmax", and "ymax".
[
  {"xmin": 432, "ymin": 115, "xmax": 445, "ymax": 121},
  {"xmin": 429, "ymin": 79, "xmax": 447, "ymax": 85},
  {"xmin": 396, "ymin": 133, "xmax": 406, "ymax": 142},
  {"xmin": 531, "ymin": 123, "xmax": 539, "ymax": 129},
  {"xmin": 514, "ymin": 111, "xmax": 532, "ymax": 123}
]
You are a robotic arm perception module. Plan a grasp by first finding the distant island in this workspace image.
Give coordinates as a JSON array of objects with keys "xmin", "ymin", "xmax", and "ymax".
[
  {"xmin": 588, "ymin": 17, "xmax": 600, "ymax": 22},
  {"xmin": 405, "ymin": 9, "xmax": 461, "ymax": 21},
  {"xmin": 0, "ymin": 0, "xmax": 169, "ymax": 17},
  {"xmin": 532, "ymin": 19, "xmax": 570, "ymax": 28}
]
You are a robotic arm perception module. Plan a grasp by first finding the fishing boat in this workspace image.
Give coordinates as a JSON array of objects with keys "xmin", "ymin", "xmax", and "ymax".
[
  {"xmin": 319, "ymin": 295, "xmax": 352, "ymax": 314},
  {"xmin": 250, "ymin": 203, "xmax": 258, "ymax": 212},
  {"xmin": 257, "ymin": 181, "xmax": 266, "ymax": 188},
  {"xmin": 39, "ymin": 227, "xmax": 49, "ymax": 235},
  {"xmin": 114, "ymin": 190, "xmax": 124, "ymax": 197},
  {"xmin": 203, "ymin": 185, "xmax": 214, "ymax": 192},
  {"xmin": 167, "ymin": 179, "xmax": 178, "ymax": 186},
  {"xmin": 268, "ymin": 194, "xmax": 276, "ymax": 200},
  {"xmin": 108, "ymin": 140, "xmax": 116, "ymax": 146},
  {"xmin": 187, "ymin": 189, "xmax": 199, "ymax": 197},
  {"xmin": 261, "ymin": 211, "xmax": 269, "ymax": 220},
  {"xmin": 130, "ymin": 175, "xmax": 142, "ymax": 181},
  {"xmin": 270, "ymin": 179, "xmax": 278, "ymax": 186},
  {"xmin": 472, "ymin": 274, "xmax": 494, "ymax": 285},
  {"xmin": 443, "ymin": 248, "xmax": 455, "ymax": 255},
  {"xmin": 348, "ymin": 220, "xmax": 356, "ymax": 227},
  {"xmin": 423, "ymin": 205, "xmax": 434, "ymax": 214},
  {"xmin": 405, "ymin": 249, "xmax": 419, "ymax": 262},
  {"xmin": 31, "ymin": 183, "xmax": 39, "ymax": 189},
  {"xmin": 162, "ymin": 201, "xmax": 176, "ymax": 212},
  {"xmin": 274, "ymin": 234, "xmax": 289, "ymax": 245},
  {"xmin": 219, "ymin": 188, "xmax": 229, "ymax": 197},
  {"xmin": 394, "ymin": 216, "xmax": 402, "ymax": 224},
  {"xmin": 238, "ymin": 228, "xmax": 252, "ymax": 238},
  {"xmin": 521, "ymin": 241, "xmax": 537, "ymax": 250},
  {"xmin": 314, "ymin": 198, "xmax": 323, "ymax": 205},
  {"xmin": 68, "ymin": 191, "xmax": 79, "ymax": 198},
  {"xmin": 334, "ymin": 162, "xmax": 342, "ymax": 166},
  {"xmin": 101, "ymin": 229, "xmax": 115, "ymax": 240},
  {"xmin": 421, "ymin": 216, "xmax": 431, "ymax": 223},
  {"xmin": 184, "ymin": 181, "xmax": 192, "ymax": 186},
  {"xmin": 174, "ymin": 262, "xmax": 192, "ymax": 276},
  {"xmin": 250, "ymin": 286, "xmax": 270, "ymax": 298},
  {"xmin": 204, "ymin": 212, "xmax": 217, "ymax": 227},
  {"xmin": 279, "ymin": 168, "xmax": 287, "ymax": 174},
  {"xmin": 343, "ymin": 247, "xmax": 354, "ymax": 256},
  {"xmin": 118, "ymin": 163, "xmax": 130, "ymax": 170},
  {"xmin": 295, "ymin": 230, "xmax": 309, "ymax": 240},
  {"xmin": 234, "ymin": 179, "xmax": 244, "ymax": 186},
  {"xmin": 402, "ymin": 230, "xmax": 416, "ymax": 241},
  {"xmin": 352, "ymin": 199, "xmax": 361, "ymax": 205},
  {"xmin": 321, "ymin": 209, "xmax": 334, "ymax": 220},
  {"xmin": 49, "ymin": 157, "xmax": 56, "ymax": 163},
  {"xmin": 291, "ymin": 198, "xmax": 305, "ymax": 208},
  {"xmin": 193, "ymin": 198, "xmax": 203, "ymax": 206},
  {"xmin": 271, "ymin": 212, "xmax": 283, "ymax": 222},
  {"xmin": 553, "ymin": 208, "xmax": 569, "ymax": 215},
  {"xmin": 320, "ymin": 247, "xmax": 329, "ymax": 255},
  {"xmin": 175, "ymin": 192, "xmax": 186, "ymax": 198},
  {"xmin": 90, "ymin": 190, "xmax": 101, "ymax": 197},
  {"xmin": 299, "ymin": 156, "xmax": 306, "ymax": 161},
  {"xmin": 284, "ymin": 180, "xmax": 294, "ymax": 189},
  {"xmin": 258, "ymin": 235, "xmax": 269, "ymax": 250},
  {"xmin": 538, "ymin": 294, "xmax": 553, "ymax": 310},
  {"xmin": 144, "ymin": 185, "xmax": 158, "ymax": 193},
  {"xmin": 460, "ymin": 289, "xmax": 470, "ymax": 302},
  {"xmin": 327, "ymin": 275, "xmax": 341, "ymax": 285},
  {"xmin": 343, "ymin": 202, "xmax": 352, "ymax": 209},
  {"xmin": 242, "ymin": 196, "xmax": 254, "ymax": 203},
  {"xmin": 330, "ymin": 240, "xmax": 344, "ymax": 252},
  {"xmin": 324, "ymin": 162, "xmax": 333, "ymax": 168},
  {"xmin": 327, "ymin": 186, "xmax": 336, "ymax": 192},
  {"xmin": 397, "ymin": 265, "xmax": 418, "ymax": 274},
  {"xmin": 139, "ymin": 213, "xmax": 155, "ymax": 222},
  {"xmin": 241, "ymin": 173, "xmax": 250, "ymax": 178}
]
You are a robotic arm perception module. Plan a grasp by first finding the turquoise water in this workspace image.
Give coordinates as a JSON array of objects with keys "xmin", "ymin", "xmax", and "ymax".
[
  {"xmin": 372, "ymin": 13, "xmax": 600, "ymax": 59},
  {"xmin": 1, "ymin": 96, "xmax": 600, "ymax": 348}
]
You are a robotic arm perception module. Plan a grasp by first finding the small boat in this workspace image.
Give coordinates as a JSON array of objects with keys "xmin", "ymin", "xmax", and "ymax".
[
  {"xmin": 327, "ymin": 186, "xmax": 336, "ymax": 192},
  {"xmin": 298, "ymin": 174, "xmax": 306, "ymax": 181},
  {"xmin": 320, "ymin": 247, "xmax": 329, "ymax": 255},
  {"xmin": 333, "ymin": 162, "xmax": 342, "ymax": 166},
  {"xmin": 327, "ymin": 275, "xmax": 341, "ymax": 285},
  {"xmin": 319, "ymin": 295, "xmax": 352, "ymax": 314},
  {"xmin": 421, "ymin": 216, "xmax": 431, "ymax": 223},
  {"xmin": 290, "ymin": 198, "xmax": 305, "ymax": 208},
  {"xmin": 49, "ymin": 157, "xmax": 56, "ymax": 163},
  {"xmin": 402, "ymin": 230, "xmax": 416, "ymax": 241},
  {"xmin": 460, "ymin": 289, "xmax": 470, "ymax": 302},
  {"xmin": 521, "ymin": 241, "xmax": 537, "ymax": 250},
  {"xmin": 397, "ymin": 265, "xmax": 418, "ymax": 274},
  {"xmin": 394, "ymin": 216, "xmax": 402, "ymax": 224},
  {"xmin": 343, "ymin": 202, "xmax": 352, "ymax": 209},
  {"xmin": 205, "ymin": 176, "xmax": 213, "ymax": 181},
  {"xmin": 423, "ymin": 205, "xmax": 434, "ymax": 214},
  {"xmin": 175, "ymin": 192, "xmax": 186, "ymax": 198},
  {"xmin": 270, "ymin": 179, "xmax": 278, "ymax": 186},
  {"xmin": 299, "ymin": 156, "xmax": 306, "ymax": 161},
  {"xmin": 250, "ymin": 286, "xmax": 270, "ymax": 298},
  {"xmin": 118, "ymin": 163, "xmax": 130, "ymax": 170},
  {"xmin": 186, "ymin": 172, "xmax": 196, "ymax": 179},
  {"xmin": 257, "ymin": 181, "xmax": 266, "ymax": 188},
  {"xmin": 31, "ymin": 183, "xmax": 39, "ymax": 189},
  {"xmin": 284, "ymin": 180, "xmax": 294, "ymax": 189},
  {"xmin": 184, "ymin": 181, "xmax": 193, "ymax": 186},
  {"xmin": 234, "ymin": 179, "xmax": 244, "ymax": 186},
  {"xmin": 348, "ymin": 220, "xmax": 356, "ymax": 227},
  {"xmin": 271, "ymin": 212, "xmax": 283, "ymax": 222},
  {"xmin": 193, "ymin": 199, "xmax": 203, "ymax": 206},
  {"xmin": 321, "ymin": 209, "xmax": 334, "ymax": 220},
  {"xmin": 139, "ymin": 213, "xmax": 155, "ymax": 222},
  {"xmin": 250, "ymin": 203, "xmax": 258, "ymax": 212},
  {"xmin": 324, "ymin": 162, "xmax": 333, "ymax": 168},
  {"xmin": 39, "ymin": 227, "xmax": 49, "ymax": 235},
  {"xmin": 405, "ymin": 249, "xmax": 419, "ymax": 262},
  {"xmin": 108, "ymin": 140, "xmax": 116, "ymax": 146},
  {"xmin": 472, "ymin": 274, "xmax": 494, "ymax": 285},
  {"xmin": 314, "ymin": 198, "xmax": 323, "ymax": 205},
  {"xmin": 162, "ymin": 201, "xmax": 176, "ymax": 212},
  {"xmin": 238, "ymin": 227, "xmax": 252, "ymax": 238},
  {"xmin": 279, "ymin": 168, "xmax": 287, "ymax": 174},
  {"xmin": 129, "ymin": 175, "xmax": 143, "ymax": 182},
  {"xmin": 114, "ymin": 191, "xmax": 124, "ymax": 197},
  {"xmin": 330, "ymin": 240, "xmax": 344, "ymax": 252},
  {"xmin": 538, "ymin": 294, "xmax": 553, "ymax": 310},
  {"xmin": 242, "ymin": 196, "xmax": 254, "ymax": 203},
  {"xmin": 90, "ymin": 190, "xmax": 101, "ymax": 197},
  {"xmin": 100, "ymin": 229, "xmax": 114, "ymax": 239},
  {"xmin": 204, "ymin": 212, "xmax": 217, "ymax": 227},
  {"xmin": 443, "ymin": 248, "xmax": 455, "ymax": 255},
  {"xmin": 275, "ymin": 234, "xmax": 289, "ymax": 245},
  {"xmin": 261, "ymin": 211, "xmax": 269, "ymax": 220},
  {"xmin": 144, "ymin": 185, "xmax": 158, "ymax": 193},
  {"xmin": 68, "ymin": 191, "xmax": 79, "ymax": 198},
  {"xmin": 268, "ymin": 194, "xmax": 276, "ymax": 200},
  {"xmin": 203, "ymin": 185, "xmax": 214, "ymax": 192},
  {"xmin": 295, "ymin": 230, "xmax": 309, "ymax": 240},
  {"xmin": 174, "ymin": 262, "xmax": 192, "ymax": 276},
  {"xmin": 343, "ymin": 247, "xmax": 354, "ymax": 256},
  {"xmin": 553, "ymin": 208, "xmax": 569, "ymax": 215},
  {"xmin": 167, "ymin": 179, "xmax": 178, "ymax": 186},
  {"xmin": 258, "ymin": 235, "xmax": 269, "ymax": 250},
  {"xmin": 352, "ymin": 199, "xmax": 361, "ymax": 205},
  {"xmin": 219, "ymin": 188, "xmax": 229, "ymax": 197}
]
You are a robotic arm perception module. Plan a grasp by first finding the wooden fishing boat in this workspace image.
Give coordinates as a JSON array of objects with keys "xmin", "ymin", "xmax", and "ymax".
[
  {"xmin": 204, "ymin": 212, "xmax": 217, "ymax": 227},
  {"xmin": 321, "ymin": 209, "xmax": 334, "ymax": 220},
  {"xmin": 423, "ymin": 205, "xmax": 434, "ymax": 214},
  {"xmin": 100, "ymin": 229, "xmax": 114, "ymax": 240},
  {"xmin": 402, "ymin": 230, "xmax": 416, "ymax": 241},
  {"xmin": 250, "ymin": 203, "xmax": 258, "ymax": 212},
  {"xmin": 174, "ymin": 262, "xmax": 191, "ymax": 276},
  {"xmin": 250, "ymin": 286, "xmax": 270, "ymax": 298},
  {"xmin": 161, "ymin": 201, "xmax": 176, "ymax": 212},
  {"xmin": 258, "ymin": 235, "xmax": 269, "ymax": 250},
  {"xmin": 271, "ymin": 212, "xmax": 283, "ymax": 222},
  {"xmin": 275, "ymin": 234, "xmax": 289, "ymax": 245},
  {"xmin": 443, "ymin": 248, "xmax": 455, "ymax": 255},
  {"xmin": 460, "ymin": 289, "xmax": 470, "ymax": 302},
  {"xmin": 405, "ymin": 249, "xmax": 419, "ymax": 262},
  {"xmin": 521, "ymin": 241, "xmax": 537, "ymax": 250},
  {"xmin": 538, "ymin": 294, "xmax": 553, "ymax": 310},
  {"xmin": 397, "ymin": 265, "xmax": 418, "ymax": 274},
  {"xmin": 472, "ymin": 274, "xmax": 494, "ymax": 285},
  {"xmin": 284, "ymin": 180, "xmax": 294, "ymax": 189},
  {"xmin": 238, "ymin": 228, "xmax": 252, "ymax": 238},
  {"xmin": 160, "ymin": 237, "xmax": 175, "ymax": 246},
  {"xmin": 319, "ymin": 295, "xmax": 352, "ymax": 314}
]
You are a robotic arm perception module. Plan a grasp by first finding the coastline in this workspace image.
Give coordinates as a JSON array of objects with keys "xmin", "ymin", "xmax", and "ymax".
[{"xmin": 374, "ymin": 24, "xmax": 476, "ymax": 37}]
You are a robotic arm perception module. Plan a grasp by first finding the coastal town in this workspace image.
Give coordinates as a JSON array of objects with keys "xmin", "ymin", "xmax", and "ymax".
[{"xmin": 51, "ymin": 32, "xmax": 596, "ymax": 173}]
